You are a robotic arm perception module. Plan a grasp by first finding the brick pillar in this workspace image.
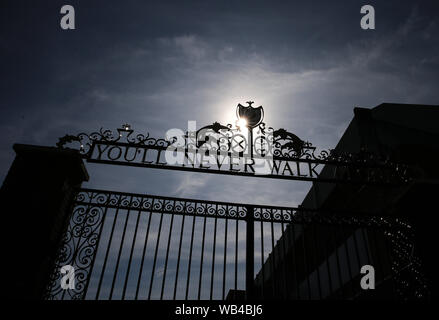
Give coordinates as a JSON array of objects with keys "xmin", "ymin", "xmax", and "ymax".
[{"xmin": 0, "ymin": 144, "xmax": 88, "ymax": 299}]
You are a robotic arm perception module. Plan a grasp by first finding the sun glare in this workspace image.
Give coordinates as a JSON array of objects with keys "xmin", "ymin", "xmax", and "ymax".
[{"xmin": 237, "ymin": 118, "xmax": 248, "ymax": 128}]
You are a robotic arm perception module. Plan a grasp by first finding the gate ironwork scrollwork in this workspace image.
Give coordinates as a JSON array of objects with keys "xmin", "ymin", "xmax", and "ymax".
[{"xmin": 56, "ymin": 103, "xmax": 418, "ymax": 185}]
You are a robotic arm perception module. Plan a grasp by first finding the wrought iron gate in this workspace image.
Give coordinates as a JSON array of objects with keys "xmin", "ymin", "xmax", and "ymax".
[
  {"xmin": 45, "ymin": 102, "xmax": 428, "ymax": 300},
  {"xmin": 45, "ymin": 188, "xmax": 426, "ymax": 300}
]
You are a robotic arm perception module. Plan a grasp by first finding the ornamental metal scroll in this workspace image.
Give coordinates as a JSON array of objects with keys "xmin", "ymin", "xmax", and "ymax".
[
  {"xmin": 45, "ymin": 196, "xmax": 106, "ymax": 300},
  {"xmin": 56, "ymin": 102, "xmax": 417, "ymax": 185}
]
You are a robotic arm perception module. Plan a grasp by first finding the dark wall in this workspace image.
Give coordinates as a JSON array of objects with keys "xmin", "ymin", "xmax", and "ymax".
[{"xmin": 0, "ymin": 144, "xmax": 88, "ymax": 299}]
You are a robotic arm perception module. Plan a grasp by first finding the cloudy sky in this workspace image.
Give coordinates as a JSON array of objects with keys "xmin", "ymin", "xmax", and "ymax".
[
  {"xmin": 1, "ymin": 0, "xmax": 439, "ymax": 207},
  {"xmin": 2, "ymin": 0, "xmax": 439, "ymax": 301}
]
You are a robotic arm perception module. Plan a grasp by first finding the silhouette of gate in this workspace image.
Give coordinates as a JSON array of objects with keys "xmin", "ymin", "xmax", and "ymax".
[{"xmin": 45, "ymin": 103, "xmax": 428, "ymax": 300}]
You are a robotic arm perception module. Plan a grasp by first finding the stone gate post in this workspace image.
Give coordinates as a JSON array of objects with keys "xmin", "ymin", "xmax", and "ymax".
[{"xmin": 0, "ymin": 144, "xmax": 88, "ymax": 299}]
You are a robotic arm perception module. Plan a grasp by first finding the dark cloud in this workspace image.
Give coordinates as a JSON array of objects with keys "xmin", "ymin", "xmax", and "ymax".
[{"xmin": 1, "ymin": 0, "xmax": 438, "ymax": 206}]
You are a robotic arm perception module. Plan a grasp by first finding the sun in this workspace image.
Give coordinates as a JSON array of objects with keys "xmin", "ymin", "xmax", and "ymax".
[{"xmin": 236, "ymin": 118, "xmax": 248, "ymax": 129}]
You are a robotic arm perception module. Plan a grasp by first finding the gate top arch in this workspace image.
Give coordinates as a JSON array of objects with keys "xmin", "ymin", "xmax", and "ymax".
[{"xmin": 57, "ymin": 102, "xmax": 417, "ymax": 185}]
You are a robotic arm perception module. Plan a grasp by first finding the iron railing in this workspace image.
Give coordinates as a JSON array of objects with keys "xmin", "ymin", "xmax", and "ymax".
[{"xmin": 45, "ymin": 188, "xmax": 427, "ymax": 300}]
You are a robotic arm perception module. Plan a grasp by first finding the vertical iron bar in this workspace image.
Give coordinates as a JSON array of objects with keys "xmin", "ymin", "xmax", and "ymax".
[
  {"xmin": 370, "ymin": 227, "xmax": 384, "ymax": 287},
  {"xmin": 289, "ymin": 222, "xmax": 301, "ymax": 300},
  {"xmin": 310, "ymin": 224, "xmax": 323, "ymax": 299},
  {"xmin": 280, "ymin": 216, "xmax": 289, "ymax": 299},
  {"xmin": 197, "ymin": 215, "xmax": 207, "ymax": 300},
  {"xmin": 342, "ymin": 225, "xmax": 354, "ymax": 278},
  {"xmin": 95, "ymin": 204, "xmax": 120, "ymax": 299},
  {"xmin": 121, "ymin": 205, "xmax": 142, "ymax": 300},
  {"xmin": 210, "ymin": 210, "xmax": 218, "ymax": 300},
  {"xmin": 260, "ymin": 219, "xmax": 265, "ymax": 298},
  {"xmin": 332, "ymin": 226, "xmax": 344, "ymax": 299},
  {"xmin": 160, "ymin": 202, "xmax": 176, "ymax": 300},
  {"xmin": 301, "ymin": 224, "xmax": 312, "ymax": 300},
  {"xmin": 340, "ymin": 225, "xmax": 353, "ymax": 298},
  {"xmin": 270, "ymin": 211, "xmax": 276, "ymax": 298},
  {"xmin": 324, "ymin": 226, "xmax": 333, "ymax": 299},
  {"xmin": 148, "ymin": 202, "xmax": 165, "ymax": 300},
  {"xmin": 234, "ymin": 218, "xmax": 238, "ymax": 291},
  {"xmin": 222, "ymin": 217, "xmax": 228, "ymax": 300},
  {"xmin": 360, "ymin": 227, "xmax": 372, "ymax": 264},
  {"xmin": 249, "ymin": 127, "xmax": 254, "ymax": 159},
  {"xmin": 352, "ymin": 228, "xmax": 362, "ymax": 271},
  {"xmin": 134, "ymin": 199, "xmax": 154, "ymax": 299},
  {"xmin": 109, "ymin": 198, "xmax": 132, "ymax": 300},
  {"xmin": 185, "ymin": 208, "xmax": 197, "ymax": 300},
  {"xmin": 173, "ymin": 208, "xmax": 186, "ymax": 300},
  {"xmin": 351, "ymin": 226, "xmax": 362, "ymax": 299},
  {"xmin": 245, "ymin": 206, "xmax": 254, "ymax": 300}
]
